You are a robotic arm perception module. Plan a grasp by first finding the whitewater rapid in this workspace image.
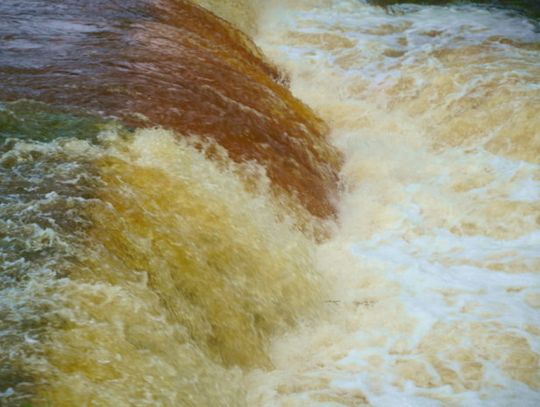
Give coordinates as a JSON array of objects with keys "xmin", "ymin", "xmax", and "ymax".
[
  {"xmin": 247, "ymin": 1, "xmax": 540, "ymax": 405},
  {"xmin": 0, "ymin": 1, "xmax": 538, "ymax": 405}
]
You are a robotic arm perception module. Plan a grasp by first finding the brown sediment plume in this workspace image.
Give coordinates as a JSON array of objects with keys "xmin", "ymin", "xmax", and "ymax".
[
  {"xmin": 0, "ymin": 2, "xmax": 339, "ymax": 403},
  {"xmin": 0, "ymin": 0, "xmax": 341, "ymax": 218}
]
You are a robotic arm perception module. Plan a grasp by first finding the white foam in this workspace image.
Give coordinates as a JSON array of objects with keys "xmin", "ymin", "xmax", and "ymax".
[{"xmin": 249, "ymin": 0, "xmax": 540, "ymax": 405}]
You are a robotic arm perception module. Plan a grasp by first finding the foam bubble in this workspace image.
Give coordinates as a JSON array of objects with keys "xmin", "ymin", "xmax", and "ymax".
[{"xmin": 248, "ymin": 0, "xmax": 540, "ymax": 404}]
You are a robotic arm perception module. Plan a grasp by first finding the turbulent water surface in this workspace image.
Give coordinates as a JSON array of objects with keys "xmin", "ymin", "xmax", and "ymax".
[{"xmin": 1, "ymin": 0, "xmax": 539, "ymax": 406}]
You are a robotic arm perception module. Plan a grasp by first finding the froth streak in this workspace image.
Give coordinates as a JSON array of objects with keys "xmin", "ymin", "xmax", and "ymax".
[{"xmin": 0, "ymin": 0, "xmax": 341, "ymax": 219}]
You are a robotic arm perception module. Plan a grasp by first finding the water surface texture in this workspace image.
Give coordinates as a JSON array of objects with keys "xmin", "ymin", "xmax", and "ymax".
[
  {"xmin": 1, "ymin": 0, "xmax": 539, "ymax": 406},
  {"xmin": 247, "ymin": 0, "xmax": 540, "ymax": 405},
  {"xmin": 0, "ymin": 0, "xmax": 341, "ymax": 219},
  {"xmin": 0, "ymin": 1, "xmax": 340, "ymax": 405}
]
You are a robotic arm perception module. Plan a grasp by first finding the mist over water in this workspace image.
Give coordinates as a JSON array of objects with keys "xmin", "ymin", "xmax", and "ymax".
[{"xmin": 1, "ymin": 0, "xmax": 539, "ymax": 406}]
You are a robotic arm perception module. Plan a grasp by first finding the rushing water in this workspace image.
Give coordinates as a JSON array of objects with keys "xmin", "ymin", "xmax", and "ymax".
[
  {"xmin": 246, "ymin": 0, "xmax": 540, "ymax": 405},
  {"xmin": 1, "ymin": 0, "xmax": 539, "ymax": 406},
  {"xmin": 0, "ymin": 1, "xmax": 340, "ymax": 405}
]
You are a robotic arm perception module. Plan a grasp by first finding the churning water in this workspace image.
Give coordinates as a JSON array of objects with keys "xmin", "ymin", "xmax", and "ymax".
[
  {"xmin": 0, "ymin": 0, "xmax": 539, "ymax": 406},
  {"xmin": 247, "ymin": 1, "xmax": 540, "ymax": 405}
]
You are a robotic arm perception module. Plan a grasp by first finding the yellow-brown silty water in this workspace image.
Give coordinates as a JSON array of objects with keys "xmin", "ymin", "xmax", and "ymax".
[
  {"xmin": 245, "ymin": 0, "xmax": 540, "ymax": 405},
  {"xmin": 1, "ymin": 0, "xmax": 539, "ymax": 406}
]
